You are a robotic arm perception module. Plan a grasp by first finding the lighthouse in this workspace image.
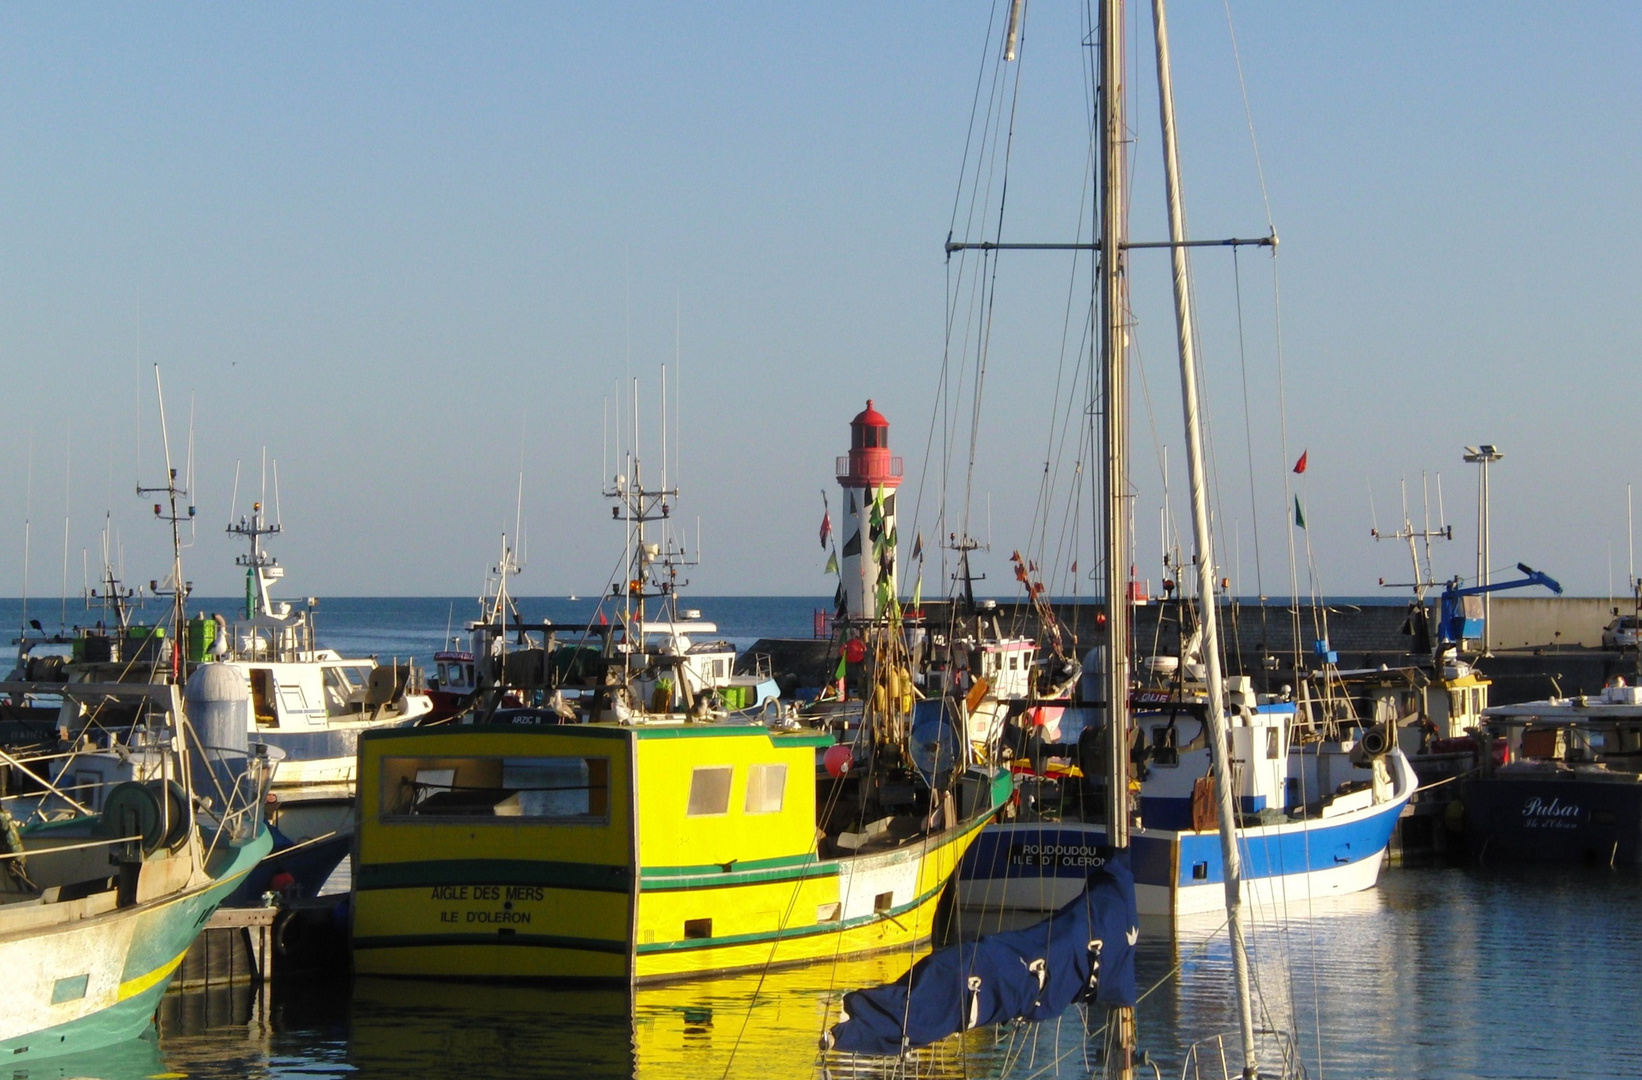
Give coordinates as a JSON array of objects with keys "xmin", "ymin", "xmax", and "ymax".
[{"xmin": 836, "ymin": 400, "xmax": 903, "ymax": 620}]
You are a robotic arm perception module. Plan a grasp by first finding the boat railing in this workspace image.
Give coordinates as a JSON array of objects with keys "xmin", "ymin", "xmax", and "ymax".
[{"xmin": 1179, "ymin": 1028, "xmax": 1308, "ymax": 1080}]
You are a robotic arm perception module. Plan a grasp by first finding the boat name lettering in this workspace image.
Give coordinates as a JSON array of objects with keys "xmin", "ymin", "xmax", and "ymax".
[
  {"xmin": 1522, "ymin": 796, "xmax": 1583, "ymax": 829},
  {"xmin": 465, "ymin": 910, "xmax": 532, "ymax": 924},
  {"xmin": 430, "ymin": 885, "xmax": 545, "ymax": 902},
  {"xmin": 1009, "ymin": 843, "xmax": 1107, "ymax": 868}
]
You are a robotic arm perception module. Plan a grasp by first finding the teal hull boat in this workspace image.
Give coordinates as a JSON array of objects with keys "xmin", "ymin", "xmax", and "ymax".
[{"xmin": 0, "ymin": 805, "xmax": 272, "ymax": 1062}]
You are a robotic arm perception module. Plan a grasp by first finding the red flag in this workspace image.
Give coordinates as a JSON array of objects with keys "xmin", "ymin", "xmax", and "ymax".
[
  {"xmin": 1293, "ymin": 450, "xmax": 1308, "ymax": 475},
  {"xmin": 819, "ymin": 510, "xmax": 832, "ymax": 549}
]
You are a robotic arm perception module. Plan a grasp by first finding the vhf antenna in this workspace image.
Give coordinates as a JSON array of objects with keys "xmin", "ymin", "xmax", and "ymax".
[
  {"xmin": 1372, "ymin": 473, "xmax": 1452, "ymax": 601},
  {"xmin": 135, "ymin": 365, "xmax": 195, "ymax": 680}
]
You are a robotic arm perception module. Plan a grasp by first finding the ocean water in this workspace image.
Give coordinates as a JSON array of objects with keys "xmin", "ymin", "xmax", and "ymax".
[
  {"xmin": 0, "ymin": 595, "xmax": 831, "ymax": 669},
  {"xmin": 9, "ymin": 598, "xmax": 1641, "ymax": 1078}
]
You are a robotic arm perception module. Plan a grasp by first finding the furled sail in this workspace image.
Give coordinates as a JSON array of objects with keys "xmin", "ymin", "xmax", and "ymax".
[{"xmin": 823, "ymin": 853, "xmax": 1137, "ymax": 1056}]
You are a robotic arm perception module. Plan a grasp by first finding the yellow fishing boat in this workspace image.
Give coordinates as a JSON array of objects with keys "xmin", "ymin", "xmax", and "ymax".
[{"xmin": 350, "ymin": 719, "xmax": 1009, "ymax": 982}]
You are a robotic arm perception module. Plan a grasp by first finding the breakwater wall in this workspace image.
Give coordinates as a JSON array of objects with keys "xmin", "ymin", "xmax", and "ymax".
[{"xmin": 748, "ymin": 597, "xmax": 1638, "ymax": 706}]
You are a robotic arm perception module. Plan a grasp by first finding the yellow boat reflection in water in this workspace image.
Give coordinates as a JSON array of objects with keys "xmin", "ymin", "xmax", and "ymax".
[{"xmin": 345, "ymin": 952, "xmax": 1012, "ymax": 1079}]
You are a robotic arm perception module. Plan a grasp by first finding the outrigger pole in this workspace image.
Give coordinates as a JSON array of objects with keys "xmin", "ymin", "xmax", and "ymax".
[{"xmin": 1153, "ymin": 0, "xmax": 1260, "ymax": 1074}]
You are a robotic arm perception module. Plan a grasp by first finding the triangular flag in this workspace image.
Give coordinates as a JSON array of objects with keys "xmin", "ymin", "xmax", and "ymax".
[
  {"xmin": 1294, "ymin": 495, "xmax": 1307, "ymax": 530},
  {"xmin": 819, "ymin": 509, "xmax": 832, "ymax": 549},
  {"xmin": 911, "ymin": 572, "xmax": 922, "ymax": 610},
  {"xmin": 1293, "ymin": 450, "xmax": 1308, "ymax": 475},
  {"xmin": 824, "ymin": 551, "xmax": 839, "ymax": 575},
  {"xmin": 912, "ymin": 531, "xmax": 924, "ymax": 561}
]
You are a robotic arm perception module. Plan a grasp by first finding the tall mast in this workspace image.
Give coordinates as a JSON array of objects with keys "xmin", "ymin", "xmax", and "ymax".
[
  {"xmin": 1152, "ymin": 1, "xmax": 1258, "ymax": 1075},
  {"xmin": 1098, "ymin": 0, "xmax": 1136, "ymax": 1074},
  {"xmin": 137, "ymin": 366, "xmax": 193, "ymax": 682}
]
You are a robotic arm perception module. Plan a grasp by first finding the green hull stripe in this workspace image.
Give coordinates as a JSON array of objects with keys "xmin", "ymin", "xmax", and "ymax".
[
  {"xmin": 358, "ymin": 722, "xmax": 827, "ymax": 745},
  {"xmin": 357, "ymin": 858, "xmax": 633, "ymax": 893},
  {"xmin": 631, "ymin": 726, "xmax": 830, "ymax": 745},
  {"xmin": 353, "ymin": 932, "xmax": 628, "ymax": 955},
  {"xmin": 636, "ymin": 877, "xmax": 947, "ymax": 955},
  {"xmin": 640, "ymin": 850, "xmax": 831, "ymax": 887},
  {"xmin": 360, "ymin": 723, "xmax": 631, "ymax": 743}
]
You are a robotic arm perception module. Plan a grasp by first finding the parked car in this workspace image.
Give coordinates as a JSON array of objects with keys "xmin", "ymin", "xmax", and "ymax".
[{"xmin": 1603, "ymin": 615, "xmax": 1640, "ymax": 649}]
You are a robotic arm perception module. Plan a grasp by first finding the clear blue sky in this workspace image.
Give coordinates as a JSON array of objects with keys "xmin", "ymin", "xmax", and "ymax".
[{"xmin": 0, "ymin": 3, "xmax": 1637, "ymax": 606}]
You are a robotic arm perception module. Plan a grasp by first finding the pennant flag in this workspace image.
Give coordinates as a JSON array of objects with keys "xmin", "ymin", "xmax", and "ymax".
[
  {"xmin": 1071, "ymin": 560, "xmax": 1078, "ymax": 574},
  {"xmin": 1294, "ymin": 495, "xmax": 1306, "ymax": 530},
  {"xmin": 819, "ymin": 509, "xmax": 832, "ymax": 549},
  {"xmin": 912, "ymin": 531, "xmax": 924, "ymax": 561},
  {"xmin": 1293, "ymin": 449, "xmax": 1308, "ymax": 475},
  {"xmin": 911, "ymin": 572, "xmax": 922, "ymax": 610},
  {"xmin": 824, "ymin": 551, "xmax": 839, "ymax": 575}
]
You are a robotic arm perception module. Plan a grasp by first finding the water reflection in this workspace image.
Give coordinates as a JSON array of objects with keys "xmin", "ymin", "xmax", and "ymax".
[
  {"xmin": 633, "ymin": 953, "xmax": 1009, "ymax": 1079},
  {"xmin": 351, "ymin": 980, "xmax": 632, "ymax": 1079},
  {"xmin": 146, "ymin": 866, "xmax": 1642, "ymax": 1080}
]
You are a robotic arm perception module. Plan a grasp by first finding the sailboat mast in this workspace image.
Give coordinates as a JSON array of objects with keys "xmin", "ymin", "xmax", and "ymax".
[
  {"xmin": 1152, "ymin": 1, "xmax": 1259, "ymax": 1075},
  {"xmin": 1098, "ymin": 0, "xmax": 1137, "ymax": 1075},
  {"xmin": 1099, "ymin": 0, "xmax": 1131, "ymax": 847}
]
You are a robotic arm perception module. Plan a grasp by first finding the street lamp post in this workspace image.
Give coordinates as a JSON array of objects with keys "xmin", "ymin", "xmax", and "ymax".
[{"xmin": 1463, "ymin": 444, "xmax": 1505, "ymax": 655}]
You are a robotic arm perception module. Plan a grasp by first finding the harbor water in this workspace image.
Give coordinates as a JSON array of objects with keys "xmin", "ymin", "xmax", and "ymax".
[{"xmin": 6, "ymin": 597, "xmax": 1640, "ymax": 1078}]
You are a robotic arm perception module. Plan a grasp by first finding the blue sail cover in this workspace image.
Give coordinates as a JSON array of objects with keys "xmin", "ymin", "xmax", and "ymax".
[{"xmin": 825, "ymin": 852, "xmax": 1137, "ymax": 1056}]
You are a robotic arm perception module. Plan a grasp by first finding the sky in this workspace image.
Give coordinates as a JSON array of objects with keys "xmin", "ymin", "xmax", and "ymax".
[{"xmin": 0, "ymin": 2, "xmax": 1638, "ymax": 607}]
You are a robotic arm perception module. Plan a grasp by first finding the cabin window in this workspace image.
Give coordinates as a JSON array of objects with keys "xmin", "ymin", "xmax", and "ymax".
[
  {"xmin": 687, "ymin": 766, "xmax": 733, "ymax": 816},
  {"xmin": 380, "ymin": 755, "xmax": 609, "ymax": 822},
  {"xmin": 1150, "ymin": 726, "xmax": 1179, "ymax": 767},
  {"xmin": 1266, "ymin": 727, "xmax": 1280, "ymax": 760},
  {"xmin": 322, "ymin": 667, "xmax": 355, "ymax": 714},
  {"xmin": 744, "ymin": 763, "xmax": 787, "ymax": 814}
]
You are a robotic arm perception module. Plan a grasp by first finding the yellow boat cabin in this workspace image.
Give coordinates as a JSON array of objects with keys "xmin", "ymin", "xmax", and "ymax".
[{"xmin": 351, "ymin": 720, "xmax": 1010, "ymax": 982}]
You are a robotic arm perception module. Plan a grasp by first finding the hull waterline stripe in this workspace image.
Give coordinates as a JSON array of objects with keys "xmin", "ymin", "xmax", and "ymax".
[{"xmin": 351, "ymin": 932, "xmax": 629, "ymax": 955}]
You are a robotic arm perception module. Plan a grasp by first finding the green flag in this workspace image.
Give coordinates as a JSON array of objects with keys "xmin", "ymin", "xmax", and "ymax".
[
  {"xmin": 824, "ymin": 551, "xmax": 839, "ymax": 575},
  {"xmin": 910, "ymin": 572, "xmax": 922, "ymax": 610},
  {"xmin": 1294, "ymin": 495, "xmax": 1306, "ymax": 530}
]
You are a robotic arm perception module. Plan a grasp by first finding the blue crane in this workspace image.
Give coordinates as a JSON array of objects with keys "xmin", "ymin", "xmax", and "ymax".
[{"xmin": 1437, "ymin": 562, "xmax": 1562, "ymax": 648}]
